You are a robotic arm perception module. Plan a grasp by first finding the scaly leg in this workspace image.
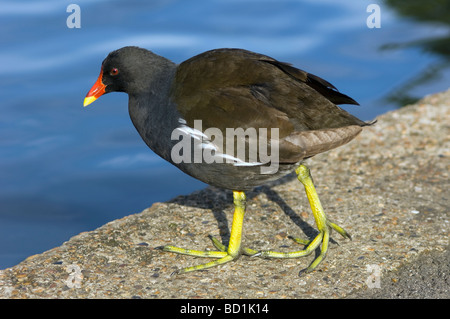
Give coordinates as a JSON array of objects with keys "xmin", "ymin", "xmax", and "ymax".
[
  {"xmin": 156, "ymin": 191, "xmax": 247, "ymax": 274},
  {"xmin": 157, "ymin": 165, "xmax": 350, "ymax": 275},
  {"xmin": 252, "ymin": 164, "xmax": 351, "ymax": 274}
]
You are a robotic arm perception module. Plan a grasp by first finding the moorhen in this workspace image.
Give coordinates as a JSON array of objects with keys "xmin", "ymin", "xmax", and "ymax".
[{"xmin": 84, "ymin": 46, "xmax": 372, "ymax": 275}]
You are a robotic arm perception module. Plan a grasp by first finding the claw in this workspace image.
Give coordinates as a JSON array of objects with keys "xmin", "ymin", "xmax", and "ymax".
[
  {"xmin": 156, "ymin": 191, "xmax": 247, "ymax": 274},
  {"xmin": 298, "ymin": 268, "xmax": 309, "ymax": 277}
]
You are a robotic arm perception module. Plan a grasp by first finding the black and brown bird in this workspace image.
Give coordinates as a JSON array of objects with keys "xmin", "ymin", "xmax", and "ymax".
[{"xmin": 84, "ymin": 47, "xmax": 372, "ymax": 275}]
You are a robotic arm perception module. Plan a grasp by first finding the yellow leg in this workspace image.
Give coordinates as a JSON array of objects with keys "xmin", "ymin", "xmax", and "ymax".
[
  {"xmin": 254, "ymin": 164, "xmax": 351, "ymax": 274},
  {"xmin": 157, "ymin": 191, "xmax": 247, "ymax": 274},
  {"xmin": 157, "ymin": 164, "xmax": 350, "ymax": 275},
  {"xmin": 209, "ymin": 235, "xmax": 258, "ymax": 256}
]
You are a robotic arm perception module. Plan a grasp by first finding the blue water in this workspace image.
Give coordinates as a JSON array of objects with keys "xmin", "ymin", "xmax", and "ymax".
[{"xmin": 1, "ymin": 0, "xmax": 449, "ymax": 269}]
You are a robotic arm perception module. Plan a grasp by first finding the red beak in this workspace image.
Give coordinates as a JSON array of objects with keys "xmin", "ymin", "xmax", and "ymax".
[{"xmin": 83, "ymin": 68, "xmax": 106, "ymax": 106}]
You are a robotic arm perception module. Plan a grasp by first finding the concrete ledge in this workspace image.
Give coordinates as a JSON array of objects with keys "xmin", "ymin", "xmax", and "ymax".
[{"xmin": 1, "ymin": 90, "xmax": 448, "ymax": 299}]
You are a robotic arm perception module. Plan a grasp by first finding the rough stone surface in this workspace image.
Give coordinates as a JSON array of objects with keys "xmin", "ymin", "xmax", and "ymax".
[{"xmin": 0, "ymin": 90, "xmax": 448, "ymax": 299}]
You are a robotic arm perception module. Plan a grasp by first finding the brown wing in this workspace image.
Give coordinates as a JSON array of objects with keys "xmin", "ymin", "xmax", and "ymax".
[{"xmin": 171, "ymin": 48, "xmax": 368, "ymax": 163}]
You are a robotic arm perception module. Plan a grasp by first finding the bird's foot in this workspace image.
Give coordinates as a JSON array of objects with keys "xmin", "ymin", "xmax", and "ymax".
[
  {"xmin": 155, "ymin": 237, "xmax": 240, "ymax": 274},
  {"xmin": 250, "ymin": 220, "xmax": 351, "ymax": 275},
  {"xmin": 156, "ymin": 191, "xmax": 248, "ymax": 274}
]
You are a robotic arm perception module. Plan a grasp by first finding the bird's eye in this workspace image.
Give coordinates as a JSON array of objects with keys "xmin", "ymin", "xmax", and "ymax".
[{"xmin": 110, "ymin": 68, "xmax": 119, "ymax": 76}]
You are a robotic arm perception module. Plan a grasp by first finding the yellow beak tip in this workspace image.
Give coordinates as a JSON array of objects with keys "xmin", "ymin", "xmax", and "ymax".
[{"xmin": 83, "ymin": 96, "xmax": 97, "ymax": 107}]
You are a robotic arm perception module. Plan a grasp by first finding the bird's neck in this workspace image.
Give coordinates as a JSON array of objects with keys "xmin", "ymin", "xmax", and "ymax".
[{"xmin": 128, "ymin": 65, "xmax": 180, "ymax": 162}]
